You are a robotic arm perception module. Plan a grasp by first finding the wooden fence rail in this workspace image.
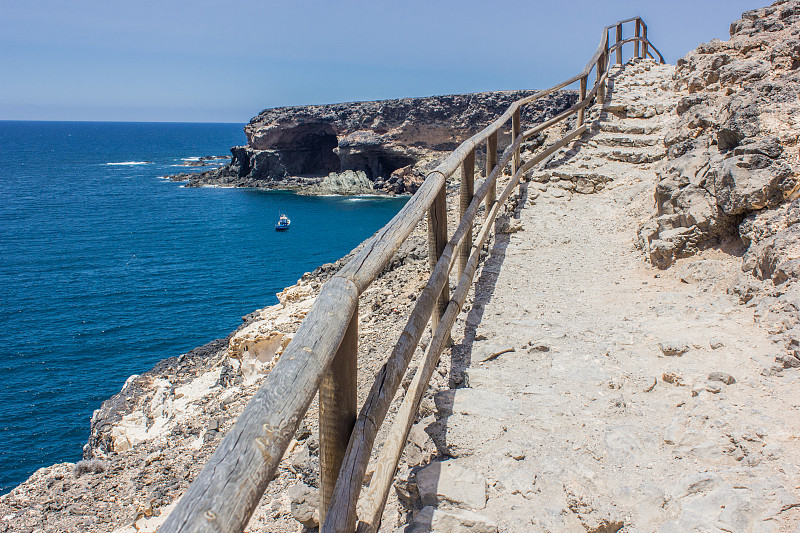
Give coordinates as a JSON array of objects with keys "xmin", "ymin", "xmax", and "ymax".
[{"xmin": 160, "ymin": 16, "xmax": 663, "ymax": 533}]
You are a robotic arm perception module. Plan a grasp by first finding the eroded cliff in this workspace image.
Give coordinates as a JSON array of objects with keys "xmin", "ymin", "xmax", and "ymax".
[{"xmin": 174, "ymin": 90, "xmax": 576, "ymax": 194}]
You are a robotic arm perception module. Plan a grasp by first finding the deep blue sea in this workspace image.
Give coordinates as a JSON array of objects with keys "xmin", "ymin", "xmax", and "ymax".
[{"xmin": 0, "ymin": 121, "xmax": 407, "ymax": 494}]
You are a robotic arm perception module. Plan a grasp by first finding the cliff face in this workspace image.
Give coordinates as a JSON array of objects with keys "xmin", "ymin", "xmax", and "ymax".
[{"xmin": 178, "ymin": 90, "xmax": 576, "ymax": 194}]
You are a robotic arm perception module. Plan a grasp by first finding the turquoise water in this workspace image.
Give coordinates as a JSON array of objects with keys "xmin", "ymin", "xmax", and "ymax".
[{"xmin": 0, "ymin": 121, "xmax": 407, "ymax": 494}]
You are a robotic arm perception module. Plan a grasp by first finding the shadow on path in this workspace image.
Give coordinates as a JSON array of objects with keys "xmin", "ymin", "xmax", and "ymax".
[{"xmin": 450, "ymin": 181, "xmax": 529, "ymax": 388}]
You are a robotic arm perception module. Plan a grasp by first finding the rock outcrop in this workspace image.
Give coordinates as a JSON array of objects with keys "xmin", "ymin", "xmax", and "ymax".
[
  {"xmin": 638, "ymin": 0, "xmax": 800, "ymax": 372},
  {"xmin": 171, "ymin": 90, "xmax": 576, "ymax": 195},
  {"xmin": 639, "ymin": 0, "xmax": 800, "ymax": 271}
]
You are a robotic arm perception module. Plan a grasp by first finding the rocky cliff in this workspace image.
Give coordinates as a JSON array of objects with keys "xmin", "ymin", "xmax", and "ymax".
[
  {"xmin": 173, "ymin": 90, "xmax": 576, "ymax": 194},
  {"xmin": 639, "ymin": 0, "xmax": 800, "ymax": 368},
  {"xmin": 640, "ymin": 0, "xmax": 800, "ymax": 267}
]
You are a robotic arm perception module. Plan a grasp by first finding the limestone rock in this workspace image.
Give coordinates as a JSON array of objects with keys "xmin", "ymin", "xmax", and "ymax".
[
  {"xmin": 276, "ymin": 282, "xmax": 315, "ymax": 305},
  {"xmin": 227, "ymin": 284, "xmax": 315, "ymax": 384},
  {"xmin": 564, "ymin": 480, "xmax": 625, "ymax": 533},
  {"xmin": 496, "ymin": 466, "xmax": 537, "ymax": 497},
  {"xmin": 415, "ymin": 461, "xmax": 487, "ymax": 510},
  {"xmin": 304, "ymin": 169, "xmax": 375, "ymax": 195},
  {"xmin": 434, "ymin": 388, "xmax": 517, "ymax": 420},
  {"xmin": 496, "ymin": 216, "xmax": 524, "ymax": 234},
  {"xmin": 404, "ymin": 506, "xmax": 498, "ymax": 533}
]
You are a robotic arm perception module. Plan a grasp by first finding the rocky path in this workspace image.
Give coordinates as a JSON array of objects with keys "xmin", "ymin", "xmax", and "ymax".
[{"xmin": 400, "ymin": 60, "xmax": 800, "ymax": 532}]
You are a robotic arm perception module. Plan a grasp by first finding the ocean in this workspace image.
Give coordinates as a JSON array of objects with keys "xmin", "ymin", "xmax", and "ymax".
[{"xmin": 0, "ymin": 121, "xmax": 408, "ymax": 494}]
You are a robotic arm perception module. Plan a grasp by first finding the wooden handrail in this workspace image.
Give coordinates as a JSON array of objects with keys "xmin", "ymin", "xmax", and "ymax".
[
  {"xmin": 355, "ymin": 124, "xmax": 588, "ymax": 533},
  {"xmin": 160, "ymin": 16, "xmax": 663, "ymax": 533}
]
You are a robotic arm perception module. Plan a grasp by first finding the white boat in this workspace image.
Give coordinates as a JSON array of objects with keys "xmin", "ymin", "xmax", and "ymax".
[{"xmin": 275, "ymin": 213, "xmax": 291, "ymax": 231}]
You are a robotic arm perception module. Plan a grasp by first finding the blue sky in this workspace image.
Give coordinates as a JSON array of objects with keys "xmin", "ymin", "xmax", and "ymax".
[{"xmin": 0, "ymin": 0, "xmax": 761, "ymax": 123}]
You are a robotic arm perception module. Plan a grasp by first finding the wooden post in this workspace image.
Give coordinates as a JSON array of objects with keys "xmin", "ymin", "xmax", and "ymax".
[
  {"xmin": 578, "ymin": 75, "xmax": 587, "ymax": 126},
  {"xmin": 511, "ymin": 109, "xmax": 521, "ymax": 176},
  {"xmin": 616, "ymin": 24, "xmax": 623, "ymax": 65},
  {"xmin": 603, "ymin": 34, "xmax": 610, "ymax": 99},
  {"xmin": 642, "ymin": 22, "xmax": 648, "ymax": 59},
  {"xmin": 486, "ymin": 132, "xmax": 498, "ymax": 212},
  {"xmin": 319, "ymin": 304, "xmax": 358, "ymax": 525},
  {"xmin": 458, "ymin": 149, "xmax": 475, "ymax": 279},
  {"xmin": 427, "ymin": 183, "xmax": 448, "ymax": 333},
  {"xmin": 634, "ymin": 20, "xmax": 641, "ymax": 59},
  {"xmin": 596, "ymin": 55, "xmax": 605, "ymax": 105}
]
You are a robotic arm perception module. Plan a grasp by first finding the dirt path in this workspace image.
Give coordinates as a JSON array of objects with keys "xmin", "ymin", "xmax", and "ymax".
[{"xmin": 402, "ymin": 60, "xmax": 800, "ymax": 532}]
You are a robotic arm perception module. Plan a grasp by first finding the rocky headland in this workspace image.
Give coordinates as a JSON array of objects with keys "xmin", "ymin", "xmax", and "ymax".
[{"xmin": 168, "ymin": 90, "xmax": 576, "ymax": 195}]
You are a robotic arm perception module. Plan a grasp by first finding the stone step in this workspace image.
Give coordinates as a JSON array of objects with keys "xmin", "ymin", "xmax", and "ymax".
[
  {"xmin": 594, "ymin": 146, "xmax": 665, "ymax": 164},
  {"xmin": 529, "ymin": 169, "xmax": 614, "ymax": 194},
  {"xmin": 604, "ymin": 100, "xmax": 671, "ymax": 119},
  {"xmin": 597, "ymin": 121, "xmax": 655, "ymax": 135},
  {"xmin": 606, "ymin": 95, "xmax": 671, "ymax": 112},
  {"xmin": 592, "ymin": 134, "xmax": 662, "ymax": 148}
]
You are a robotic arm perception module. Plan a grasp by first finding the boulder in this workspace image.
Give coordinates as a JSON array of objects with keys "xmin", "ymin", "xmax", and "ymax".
[
  {"xmin": 642, "ymin": 7, "xmax": 800, "ymax": 290},
  {"xmin": 304, "ymin": 170, "xmax": 375, "ymax": 195},
  {"xmin": 714, "ymin": 154, "xmax": 795, "ymax": 215}
]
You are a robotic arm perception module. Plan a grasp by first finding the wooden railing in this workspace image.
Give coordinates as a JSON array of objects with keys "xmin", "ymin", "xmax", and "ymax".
[{"xmin": 161, "ymin": 17, "xmax": 663, "ymax": 533}]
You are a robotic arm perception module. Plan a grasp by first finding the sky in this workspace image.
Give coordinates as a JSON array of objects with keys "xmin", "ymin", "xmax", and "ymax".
[{"xmin": 0, "ymin": 0, "xmax": 763, "ymax": 123}]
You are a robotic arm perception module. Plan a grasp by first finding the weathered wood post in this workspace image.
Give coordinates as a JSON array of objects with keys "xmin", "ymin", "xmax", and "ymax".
[
  {"xmin": 511, "ymin": 109, "xmax": 521, "ymax": 176},
  {"xmin": 486, "ymin": 132, "xmax": 498, "ymax": 212},
  {"xmin": 596, "ymin": 53, "xmax": 606, "ymax": 105},
  {"xmin": 319, "ymin": 305, "xmax": 358, "ymax": 525},
  {"xmin": 597, "ymin": 30, "xmax": 608, "ymax": 105},
  {"xmin": 427, "ymin": 183, "xmax": 448, "ymax": 333},
  {"xmin": 578, "ymin": 75, "xmax": 587, "ymax": 127},
  {"xmin": 458, "ymin": 149, "xmax": 475, "ymax": 279},
  {"xmin": 616, "ymin": 23, "xmax": 623, "ymax": 65},
  {"xmin": 635, "ymin": 19, "xmax": 641, "ymax": 59},
  {"xmin": 642, "ymin": 21, "xmax": 649, "ymax": 59}
]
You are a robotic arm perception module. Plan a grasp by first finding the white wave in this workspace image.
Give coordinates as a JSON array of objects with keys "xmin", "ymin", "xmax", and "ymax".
[
  {"xmin": 181, "ymin": 157, "xmax": 201, "ymax": 161},
  {"xmin": 346, "ymin": 194, "xmax": 391, "ymax": 201},
  {"xmin": 106, "ymin": 161, "xmax": 152, "ymax": 166}
]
